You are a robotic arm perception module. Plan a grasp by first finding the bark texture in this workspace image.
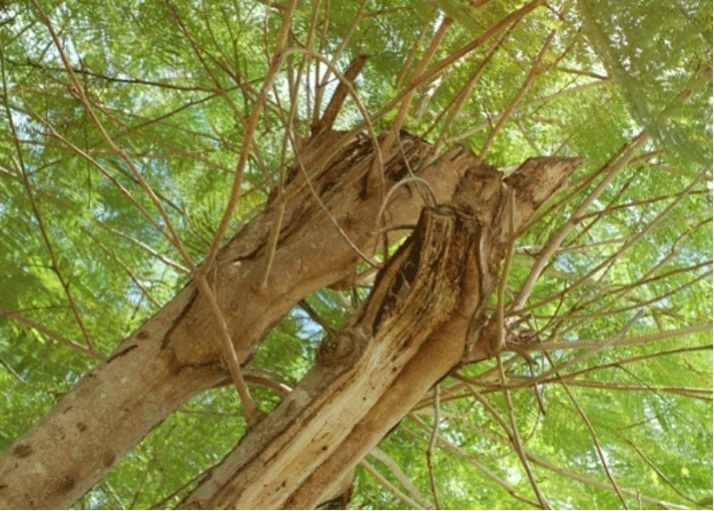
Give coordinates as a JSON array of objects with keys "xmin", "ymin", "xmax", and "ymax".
[
  {"xmin": 181, "ymin": 156, "xmax": 581, "ymax": 509},
  {"xmin": 0, "ymin": 131, "xmax": 478, "ymax": 509}
]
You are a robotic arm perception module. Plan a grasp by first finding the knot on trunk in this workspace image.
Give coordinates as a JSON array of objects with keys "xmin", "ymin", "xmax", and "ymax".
[{"xmin": 316, "ymin": 328, "xmax": 367, "ymax": 368}]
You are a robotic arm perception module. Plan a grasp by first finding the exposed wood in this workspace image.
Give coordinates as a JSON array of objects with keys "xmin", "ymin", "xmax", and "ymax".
[
  {"xmin": 181, "ymin": 155, "xmax": 581, "ymax": 509},
  {"xmin": 0, "ymin": 131, "xmax": 466, "ymax": 509}
]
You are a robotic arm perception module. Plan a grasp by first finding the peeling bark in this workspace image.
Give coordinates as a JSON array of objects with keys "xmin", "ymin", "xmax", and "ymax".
[
  {"xmin": 181, "ymin": 156, "xmax": 581, "ymax": 509},
  {"xmin": 0, "ymin": 120, "xmax": 579, "ymax": 509},
  {"xmin": 0, "ymin": 131, "xmax": 471, "ymax": 509}
]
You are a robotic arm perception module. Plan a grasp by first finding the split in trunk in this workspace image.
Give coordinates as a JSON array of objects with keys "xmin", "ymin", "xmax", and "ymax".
[
  {"xmin": 181, "ymin": 156, "xmax": 581, "ymax": 509},
  {"xmin": 0, "ymin": 131, "xmax": 470, "ymax": 509}
]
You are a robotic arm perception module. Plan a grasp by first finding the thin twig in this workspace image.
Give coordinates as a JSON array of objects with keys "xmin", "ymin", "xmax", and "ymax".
[
  {"xmin": 379, "ymin": 16, "xmax": 452, "ymax": 163},
  {"xmin": 202, "ymin": 0, "xmax": 298, "ymax": 270},
  {"xmin": 542, "ymin": 351, "xmax": 629, "ymax": 508},
  {"xmin": 394, "ymin": 8, "xmax": 436, "ymax": 89},
  {"xmin": 148, "ymin": 460, "xmax": 222, "ymax": 509},
  {"xmin": 298, "ymin": 299, "xmax": 335, "ymax": 335},
  {"xmin": 493, "ymin": 187, "xmax": 516, "ymax": 352},
  {"xmin": 541, "ymin": 343, "xmax": 712, "ymax": 383},
  {"xmin": 369, "ymin": 447, "xmax": 432, "ymax": 509},
  {"xmin": 243, "ymin": 368, "xmax": 293, "ymax": 396},
  {"xmin": 31, "ymin": 2, "xmax": 193, "ymax": 265},
  {"xmin": 407, "ymin": 414, "xmax": 541, "ymax": 507},
  {"xmin": 621, "ymin": 438, "xmax": 700, "ymax": 505},
  {"xmin": 522, "ymin": 171, "xmax": 707, "ymax": 314},
  {"xmin": 476, "ymin": 31, "xmax": 555, "ymax": 163},
  {"xmin": 0, "ymin": 308, "xmax": 104, "ymax": 361},
  {"xmin": 496, "ymin": 357, "xmax": 550, "ymax": 508},
  {"xmin": 526, "ymin": 448, "xmax": 688, "ymax": 509},
  {"xmin": 519, "ymin": 321, "xmax": 711, "ymax": 353},
  {"xmin": 95, "ymin": 222, "xmax": 189, "ymax": 274},
  {"xmin": 31, "ymin": 1, "xmax": 261, "ymax": 424},
  {"xmin": 1, "ymin": 46, "xmax": 98, "ymax": 356},
  {"xmin": 511, "ymin": 132, "xmax": 648, "ymax": 311},
  {"xmin": 456, "ymin": 375, "xmax": 550, "ymax": 500},
  {"xmin": 426, "ymin": 387, "xmax": 442, "ymax": 509},
  {"xmin": 520, "ymin": 310, "xmax": 644, "ymax": 386},
  {"xmin": 80, "ymin": 227, "xmax": 162, "ymax": 309},
  {"xmin": 550, "ymin": 380, "xmax": 711, "ymax": 400},
  {"xmin": 428, "ymin": 25, "xmax": 513, "ymax": 151},
  {"xmin": 0, "ymin": 357, "xmax": 30, "ymax": 386},
  {"xmin": 360, "ymin": 461, "xmax": 426, "ymax": 509},
  {"xmin": 291, "ymin": 134, "xmax": 381, "ymax": 269}
]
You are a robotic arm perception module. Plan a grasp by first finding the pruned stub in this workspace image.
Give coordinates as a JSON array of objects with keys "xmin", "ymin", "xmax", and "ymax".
[
  {"xmin": 364, "ymin": 206, "xmax": 462, "ymax": 336},
  {"xmin": 179, "ymin": 152, "xmax": 582, "ymax": 509}
]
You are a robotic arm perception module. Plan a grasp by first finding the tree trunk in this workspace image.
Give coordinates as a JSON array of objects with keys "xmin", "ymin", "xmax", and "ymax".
[
  {"xmin": 180, "ymin": 156, "xmax": 581, "ymax": 509},
  {"xmin": 0, "ymin": 131, "xmax": 473, "ymax": 509}
]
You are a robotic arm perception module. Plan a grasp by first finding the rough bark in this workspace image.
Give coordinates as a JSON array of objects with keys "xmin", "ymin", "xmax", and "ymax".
[
  {"xmin": 181, "ymin": 156, "xmax": 582, "ymax": 509},
  {"xmin": 0, "ymin": 131, "xmax": 471, "ymax": 509}
]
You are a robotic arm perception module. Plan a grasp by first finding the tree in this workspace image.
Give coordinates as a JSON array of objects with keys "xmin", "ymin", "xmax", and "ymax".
[{"xmin": 0, "ymin": 0, "xmax": 711, "ymax": 509}]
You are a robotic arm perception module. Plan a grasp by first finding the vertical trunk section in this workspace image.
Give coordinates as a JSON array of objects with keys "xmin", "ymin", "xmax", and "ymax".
[
  {"xmin": 0, "ymin": 132, "xmax": 471, "ymax": 509},
  {"xmin": 181, "ymin": 157, "xmax": 582, "ymax": 509}
]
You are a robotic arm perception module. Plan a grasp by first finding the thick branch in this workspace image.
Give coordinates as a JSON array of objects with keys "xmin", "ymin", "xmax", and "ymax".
[
  {"xmin": 0, "ymin": 131, "xmax": 464, "ymax": 509},
  {"xmin": 182, "ymin": 155, "xmax": 580, "ymax": 509}
]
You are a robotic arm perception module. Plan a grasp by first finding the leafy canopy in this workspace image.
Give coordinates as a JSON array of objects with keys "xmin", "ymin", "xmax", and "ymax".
[{"xmin": 0, "ymin": 0, "xmax": 711, "ymax": 508}]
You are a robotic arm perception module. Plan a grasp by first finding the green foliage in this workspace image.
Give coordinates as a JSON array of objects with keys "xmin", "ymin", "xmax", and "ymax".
[
  {"xmin": 579, "ymin": 0, "xmax": 712, "ymax": 168},
  {"xmin": 0, "ymin": 0, "xmax": 710, "ymax": 508}
]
